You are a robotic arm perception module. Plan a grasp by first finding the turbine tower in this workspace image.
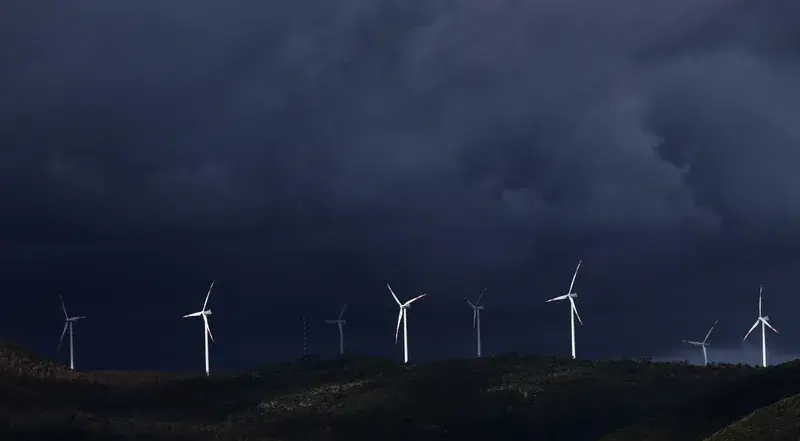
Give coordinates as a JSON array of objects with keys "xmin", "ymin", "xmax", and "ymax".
[
  {"xmin": 682, "ymin": 320, "xmax": 718, "ymax": 366},
  {"xmin": 182, "ymin": 281, "xmax": 215, "ymax": 375},
  {"xmin": 57, "ymin": 294, "xmax": 86, "ymax": 370},
  {"xmin": 387, "ymin": 283, "xmax": 426, "ymax": 364},
  {"xmin": 465, "ymin": 288, "xmax": 487, "ymax": 358},
  {"xmin": 324, "ymin": 299, "xmax": 349, "ymax": 356},
  {"xmin": 743, "ymin": 284, "xmax": 779, "ymax": 367},
  {"xmin": 545, "ymin": 260, "xmax": 584, "ymax": 359}
]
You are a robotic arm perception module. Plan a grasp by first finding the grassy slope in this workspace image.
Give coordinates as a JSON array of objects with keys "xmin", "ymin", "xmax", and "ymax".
[
  {"xmin": 704, "ymin": 393, "xmax": 800, "ymax": 441},
  {"xmin": 6, "ymin": 354, "xmax": 749, "ymax": 441},
  {"xmin": 1, "ymin": 341, "xmax": 797, "ymax": 441},
  {"xmin": 230, "ymin": 357, "xmax": 748, "ymax": 441},
  {"xmin": 601, "ymin": 359, "xmax": 800, "ymax": 441}
]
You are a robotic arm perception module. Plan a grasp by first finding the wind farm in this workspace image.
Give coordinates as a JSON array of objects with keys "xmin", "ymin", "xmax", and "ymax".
[
  {"xmin": 1, "ymin": 263, "xmax": 799, "ymax": 441},
  {"xmin": 25, "ymin": 264, "xmax": 796, "ymax": 374}
]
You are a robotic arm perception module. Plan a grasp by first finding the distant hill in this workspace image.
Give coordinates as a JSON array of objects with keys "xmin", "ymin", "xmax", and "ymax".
[
  {"xmin": 0, "ymin": 340, "xmax": 77, "ymax": 379},
  {"xmin": 0, "ymin": 339, "xmax": 188, "ymax": 387},
  {"xmin": 0, "ymin": 341, "xmax": 798, "ymax": 440}
]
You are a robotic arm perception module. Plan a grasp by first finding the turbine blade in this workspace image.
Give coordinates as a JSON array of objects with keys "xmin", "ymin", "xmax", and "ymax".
[
  {"xmin": 567, "ymin": 260, "xmax": 582, "ymax": 294},
  {"xmin": 404, "ymin": 293, "xmax": 427, "ymax": 305},
  {"xmin": 57, "ymin": 322, "xmax": 68, "ymax": 352},
  {"xmin": 570, "ymin": 297, "xmax": 583, "ymax": 325},
  {"xmin": 203, "ymin": 314, "xmax": 214, "ymax": 343},
  {"xmin": 472, "ymin": 309, "xmax": 477, "ymax": 328},
  {"xmin": 703, "ymin": 320, "xmax": 718, "ymax": 343},
  {"xmin": 183, "ymin": 311, "xmax": 203, "ymax": 318},
  {"xmin": 338, "ymin": 301, "xmax": 348, "ymax": 320},
  {"xmin": 546, "ymin": 294, "xmax": 570, "ymax": 303},
  {"xmin": 743, "ymin": 319, "xmax": 760, "ymax": 340},
  {"xmin": 387, "ymin": 283, "xmax": 401, "ymax": 306},
  {"xmin": 475, "ymin": 288, "xmax": 487, "ymax": 306},
  {"xmin": 763, "ymin": 319, "xmax": 779, "ymax": 334},
  {"xmin": 60, "ymin": 294, "xmax": 69, "ymax": 318},
  {"xmin": 758, "ymin": 284, "xmax": 763, "ymax": 317},
  {"xmin": 465, "ymin": 298, "xmax": 475, "ymax": 308},
  {"xmin": 202, "ymin": 281, "xmax": 215, "ymax": 311},
  {"xmin": 395, "ymin": 309, "xmax": 403, "ymax": 343}
]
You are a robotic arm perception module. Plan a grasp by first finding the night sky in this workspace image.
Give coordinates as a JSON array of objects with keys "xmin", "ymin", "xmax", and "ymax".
[{"xmin": 2, "ymin": 0, "xmax": 800, "ymax": 374}]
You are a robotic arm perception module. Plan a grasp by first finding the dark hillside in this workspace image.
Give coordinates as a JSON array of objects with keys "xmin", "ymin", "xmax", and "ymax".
[
  {"xmin": 704, "ymin": 393, "xmax": 800, "ymax": 441},
  {"xmin": 602, "ymin": 360, "xmax": 800, "ymax": 441},
  {"xmin": 218, "ymin": 356, "xmax": 748, "ymax": 441},
  {"xmin": 2, "ymin": 341, "xmax": 791, "ymax": 441}
]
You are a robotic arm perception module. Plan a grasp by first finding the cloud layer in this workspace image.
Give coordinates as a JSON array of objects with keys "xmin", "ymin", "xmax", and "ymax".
[
  {"xmin": 2, "ymin": 0, "xmax": 800, "ymax": 367},
  {"xmin": 3, "ymin": 1, "xmax": 798, "ymax": 246}
]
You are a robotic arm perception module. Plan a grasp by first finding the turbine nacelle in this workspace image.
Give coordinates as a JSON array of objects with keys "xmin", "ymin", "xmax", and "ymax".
[
  {"xmin": 400, "ymin": 295, "xmax": 426, "ymax": 309},
  {"xmin": 683, "ymin": 340, "xmax": 709, "ymax": 347},
  {"xmin": 66, "ymin": 316, "xmax": 86, "ymax": 322}
]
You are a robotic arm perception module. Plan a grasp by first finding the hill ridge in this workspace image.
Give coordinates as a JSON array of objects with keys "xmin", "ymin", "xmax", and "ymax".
[{"xmin": 0, "ymin": 340, "xmax": 798, "ymax": 441}]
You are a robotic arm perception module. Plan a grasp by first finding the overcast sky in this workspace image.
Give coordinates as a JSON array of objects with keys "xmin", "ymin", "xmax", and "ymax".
[{"xmin": 1, "ymin": 0, "xmax": 799, "ymax": 373}]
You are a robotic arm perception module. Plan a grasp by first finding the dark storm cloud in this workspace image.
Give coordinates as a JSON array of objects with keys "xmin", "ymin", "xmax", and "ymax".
[
  {"xmin": 3, "ymin": 0, "xmax": 800, "ymax": 366},
  {"xmin": 4, "ymin": 0, "xmax": 799, "ymax": 255},
  {"xmin": 0, "ymin": 2, "xmax": 790, "ymax": 236}
]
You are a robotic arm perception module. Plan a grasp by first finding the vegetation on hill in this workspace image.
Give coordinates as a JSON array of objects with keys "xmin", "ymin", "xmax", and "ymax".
[
  {"xmin": 703, "ymin": 393, "xmax": 800, "ymax": 441},
  {"xmin": 1, "ymin": 341, "xmax": 798, "ymax": 440},
  {"xmin": 601, "ymin": 359, "xmax": 800, "ymax": 441}
]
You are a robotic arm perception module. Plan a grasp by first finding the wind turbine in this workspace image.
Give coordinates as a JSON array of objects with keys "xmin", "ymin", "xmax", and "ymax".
[
  {"xmin": 387, "ymin": 283, "xmax": 426, "ymax": 364},
  {"xmin": 545, "ymin": 260, "xmax": 584, "ymax": 359},
  {"xmin": 182, "ymin": 281, "xmax": 215, "ymax": 375},
  {"xmin": 324, "ymin": 298, "xmax": 349, "ymax": 356},
  {"xmin": 682, "ymin": 320, "xmax": 718, "ymax": 366},
  {"xmin": 57, "ymin": 294, "xmax": 86, "ymax": 370},
  {"xmin": 465, "ymin": 288, "xmax": 487, "ymax": 358},
  {"xmin": 743, "ymin": 284, "xmax": 779, "ymax": 367}
]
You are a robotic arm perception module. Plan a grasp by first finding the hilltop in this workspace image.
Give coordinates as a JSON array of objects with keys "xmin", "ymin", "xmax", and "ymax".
[{"xmin": 1, "ymin": 341, "xmax": 798, "ymax": 440}]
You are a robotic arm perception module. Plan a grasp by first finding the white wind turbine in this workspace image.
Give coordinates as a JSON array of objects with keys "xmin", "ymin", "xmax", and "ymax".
[
  {"xmin": 682, "ymin": 320, "xmax": 718, "ymax": 366},
  {"xmin": 545, "ymin": 260, "xmax": 584, "ymax": 359},
  {"xmin": 387, "ymin": 283, "xmax": 426, "ymax": 364},
  {"xmin": 182, "ymin": 281, "xmax": 216, "ymax": 375},
  {"xmin": 465, "ymin": 288, "xmax": 487, "ymax": 358},
  {"xmin": 324, "ymin": 299, "xmax": 349, "ymax": 356},
  {"xmin": 57, "ymin": 294, "xmax": 86, "ymax": 370},
  {"xmin": 743, "ymin": 284, "xmax": 779, "ymax": 368}
]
